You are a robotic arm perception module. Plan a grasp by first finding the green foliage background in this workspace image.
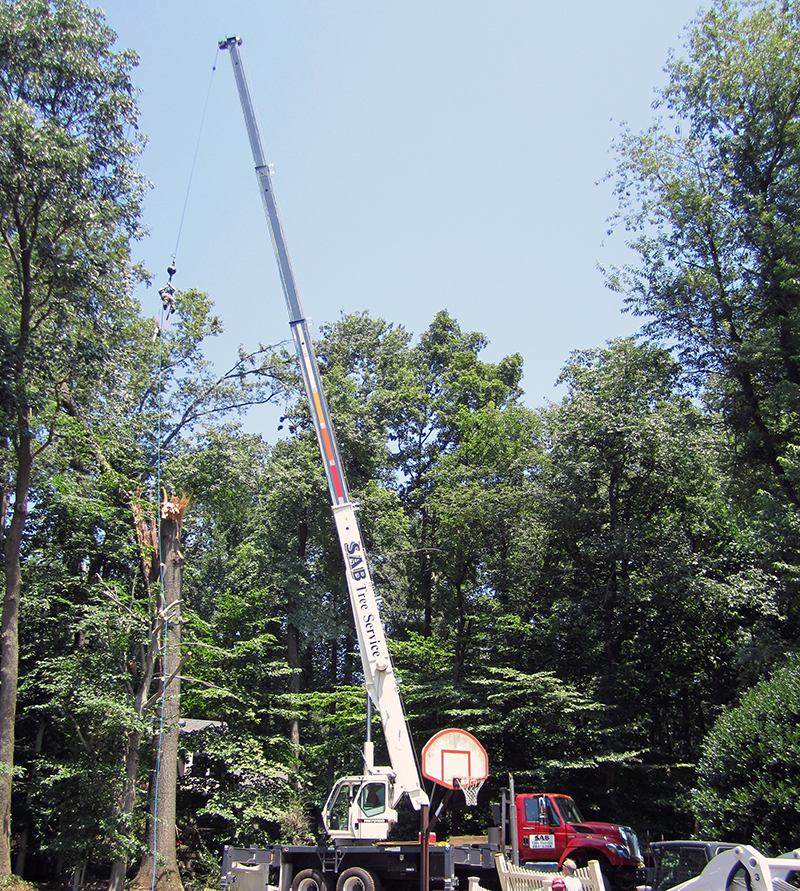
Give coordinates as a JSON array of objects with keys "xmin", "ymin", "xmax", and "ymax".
[{"xmin": 3, "ymin": 0, "xmax": 800, "ymax": 886}]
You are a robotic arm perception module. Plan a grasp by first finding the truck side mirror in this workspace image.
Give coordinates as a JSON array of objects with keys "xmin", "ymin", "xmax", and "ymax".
[
  {"xmin": 538, "ymin": 796, "xmax": 547, "ymax": 823},
  {"xmin": 492, "ymin": 804, "xmax": 502, "ymax": 826}
]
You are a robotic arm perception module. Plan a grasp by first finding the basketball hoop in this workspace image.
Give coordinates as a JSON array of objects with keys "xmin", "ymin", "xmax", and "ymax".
[
  {"xmin": 422, "ymin": 729, "xmax": 489, "ymax": 808},
  {"xmin": 455, "ymin": 776, "xmax": 485, "ymax": 807}
]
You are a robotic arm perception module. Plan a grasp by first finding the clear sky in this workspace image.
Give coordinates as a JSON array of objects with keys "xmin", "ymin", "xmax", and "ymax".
[{"xmin": 98, "ymin": 0, "xmax": 704, "ymax": 437}]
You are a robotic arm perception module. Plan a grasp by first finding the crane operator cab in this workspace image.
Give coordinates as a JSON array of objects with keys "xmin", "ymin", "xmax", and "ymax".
[{"xmin": 322, "ymin": 773, "xmax": 398, "ymax": 841}]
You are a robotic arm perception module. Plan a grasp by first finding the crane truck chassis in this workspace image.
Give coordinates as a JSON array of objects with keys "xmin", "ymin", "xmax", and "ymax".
[
  {"xmin": 221, "ymin": 843, "xmax": 466, "ymax": 891},
  {"xmin": 218, "ymin": 787, "xmax": 644, "ymax": 891}
]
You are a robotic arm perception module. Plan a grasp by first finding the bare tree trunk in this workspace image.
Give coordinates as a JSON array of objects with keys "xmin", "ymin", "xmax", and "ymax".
[
  {"xmin": 107, "ymin": 727, "xmax": 143, "ymax": 891},
  {"xmin": 0, "ymin": 432, "xmax": 32, "ymax": 875},
  {"xmin": 133, "ymin": 511, "xmax": 184, "ymax": 891},
  {"xmin": 0, "ymin": 437, "xmax": 9, "ymax": 541},
  {"xmin": 14, "ymin": 720, "xmax": 46, "ymax": 877},
  {"xmin": 287, "ymin": 515, "xmax": 308, "ymax": 758}
]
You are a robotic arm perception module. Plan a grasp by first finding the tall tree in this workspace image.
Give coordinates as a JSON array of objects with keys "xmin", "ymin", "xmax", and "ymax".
[
  {"xmin": 536, "ymin": 339, "xmax": 769, "ymax": 829},
  {"xmin": 0, "ymin": 0, "xmax": 145, "ymax": 875},
  {"xmin": 6, "ymin": 274, "xmax": 289, "ymax": 885},
  {"xmin": 421, "ymin": 402, "xmax": 543, "ymax": 684},
  {"xmin": 393, "ymin": 311, "xmax": 524, "ymax": 638},
  {"xmin": 608, "ymin": 0, "xmax": 800, "ymax": 511}
]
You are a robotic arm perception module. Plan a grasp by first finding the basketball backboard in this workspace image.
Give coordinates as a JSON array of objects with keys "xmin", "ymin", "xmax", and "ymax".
[{"xmin": 421, "ymin": 728, "xmax": 488, "ymax": 790}]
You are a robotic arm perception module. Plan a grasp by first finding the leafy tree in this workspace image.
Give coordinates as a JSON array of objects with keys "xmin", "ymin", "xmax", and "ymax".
[
  {"xmin": 605, "ymin": 0, "xmax": 800, "ymax": 831},
  {"xmin": 422, "ymin": 402, "xmax": 543, "ymax": 683},
  {"xmin": 172, "ymin": 427, "xmax": 338, "ymax": 849},
  {"xmin": 536, "ymin": 339, "xmax": 765, "ymax": 829},
  {"xmin": 607, "ymin": 0, "xmax": 800, "ymax": 513},
  {"xmin": 692, "ymin": 660, "xmax": 800, "ymax": 852},
  {"xmin": 0, "ymin": 0, "xmax": 146, "ymax": 874},
  {"xmin": 392, "ymin": 310, "xmax": 524, "ymax": 638},
  {"xmin": 8, "ymin": 275, "xmax": 289, "ymax": 886}
]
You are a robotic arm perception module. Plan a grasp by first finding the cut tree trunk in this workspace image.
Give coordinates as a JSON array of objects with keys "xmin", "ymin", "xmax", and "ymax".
[{"xmin": 133, "ymin": 511, "xmax": 184, "ymax": 891}]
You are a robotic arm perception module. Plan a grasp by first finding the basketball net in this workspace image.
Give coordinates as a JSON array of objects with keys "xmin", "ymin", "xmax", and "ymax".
[{"xmin": 455, "ymin": 777, "xmax": 485, "ymax": 807}]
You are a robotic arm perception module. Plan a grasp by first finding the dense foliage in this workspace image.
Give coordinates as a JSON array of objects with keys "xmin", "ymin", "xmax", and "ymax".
[
  {"xmin": 2, "ymin": 0, "xmax": 800, "ymax": 888},
  {"xmin": 691, "ymin": 661, "xmax": 800, "ymax": 853}
]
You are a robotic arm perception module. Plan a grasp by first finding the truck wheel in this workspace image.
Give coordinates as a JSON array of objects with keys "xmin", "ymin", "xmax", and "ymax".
[
  {"xmin": 336, "ymin": 867, "xmax": 382, "ymax": 891},
  {"xmin": 292, "ymin": 869, "xmax": 333, "ymax": 891}
]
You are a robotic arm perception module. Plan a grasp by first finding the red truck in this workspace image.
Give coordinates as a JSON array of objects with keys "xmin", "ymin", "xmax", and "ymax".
[
  {"xmin": 512, "ymin": 793, "xmax": 644, "ymax": 890},
  {"xmin": 449, "ymin": 789, "xmax": 644, "ymax": 891}
]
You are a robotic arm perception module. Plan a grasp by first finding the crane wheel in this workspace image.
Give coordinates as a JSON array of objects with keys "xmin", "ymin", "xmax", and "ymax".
[
  {"xmin": 291, "ymin": 869, "xmax": 333, "ymax": 891},
  {"xmin": 336, "ymin": 867, "xmax": 382, "ymax": 891}
]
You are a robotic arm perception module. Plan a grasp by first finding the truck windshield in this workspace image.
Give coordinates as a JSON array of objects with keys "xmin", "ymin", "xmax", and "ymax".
[{"xmin": 555, "ymin": 797, "xmax": 584, "ymax": 824}]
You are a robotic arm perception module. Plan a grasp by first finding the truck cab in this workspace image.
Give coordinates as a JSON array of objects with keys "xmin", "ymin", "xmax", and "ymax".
[
  {"xmin": 323, "ymin": 774, "xmax": 398, "ymax": 842},
  {"xmin": 516, "ymin": 793, "xmax": 643, "ymax": 890}
]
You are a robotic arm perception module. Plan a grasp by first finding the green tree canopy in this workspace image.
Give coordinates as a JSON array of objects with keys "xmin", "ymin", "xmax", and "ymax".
[
  {"xmin": 0, "ymin": 0, "xmax": 146, "ymax": 874},
  {"xmin": 692, "ymin": 660, "xmax": 800, "ymax": 852},
  {"xmin": 608, "ymin": 0, "xmax": 800, "ymax": 510}
]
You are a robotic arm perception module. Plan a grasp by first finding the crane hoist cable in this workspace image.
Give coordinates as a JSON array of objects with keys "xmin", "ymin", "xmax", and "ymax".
[
  {"xmin": 171, "ymin": 46, "xmax": 219, "ymax": 269},
  {"xmin": 151, "ymin": 273, "xmax": 170, "ymax": 891}
]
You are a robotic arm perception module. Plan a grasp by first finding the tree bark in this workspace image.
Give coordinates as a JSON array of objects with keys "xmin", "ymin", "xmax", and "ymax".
[
  {"xmin": 133, "ymin": 511, "xmax": 184, "ymax": 891},
  {"xmin": 107, "ymin": 727, "xmax": 143, "ymax": 891},
  {"xmin": 287, "ymin": 515, "xmax": 308, "ymax": 756},
  {"xmin": 287, "ymin": 620, "xmax": 301, "ymax": 750},
  {"xmin": 14, "ymin": 720, "xmax": 45, "ymax": 878},
  {"xmin": 0, "ymin": 430, "xmax": 32, "ymax": 876}
]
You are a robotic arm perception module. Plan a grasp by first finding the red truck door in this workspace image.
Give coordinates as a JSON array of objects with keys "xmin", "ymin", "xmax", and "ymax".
[{"xmin": 519, "ymin": 795, "xmax": 568, "ymax": 861}]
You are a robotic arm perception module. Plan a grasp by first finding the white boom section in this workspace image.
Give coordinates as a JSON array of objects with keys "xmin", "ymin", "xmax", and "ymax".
[
  {"xmin": 665, "ymin": 845, "xmax": 800, "ymax": 891},
  {"xmin": 220, "ymin": 36, "xmax": 428, "ymax": 813}
]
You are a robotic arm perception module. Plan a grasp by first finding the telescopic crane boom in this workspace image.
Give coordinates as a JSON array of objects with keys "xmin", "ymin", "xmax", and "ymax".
[{"xmin": 220, "ymin": 36, "xmax": 429, "ymax": 841}]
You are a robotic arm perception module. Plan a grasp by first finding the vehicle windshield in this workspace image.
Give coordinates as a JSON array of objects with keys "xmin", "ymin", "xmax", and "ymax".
[
  {"xmin": 555, "ymin": 797, "xmax": 584, "ymax": 824},
  {"xmin": 654, "ymin": 846, "xmax": 715, "ymax": 891}
]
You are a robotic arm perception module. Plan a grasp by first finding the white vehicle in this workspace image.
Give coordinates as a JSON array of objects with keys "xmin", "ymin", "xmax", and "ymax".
[
  {"xmin": 663, "ymin": 845, "xmax": 799, "ymax": 891},
  {"xmin": 219, "ymin": 35, "xmax": 428, "ymax": 845}
]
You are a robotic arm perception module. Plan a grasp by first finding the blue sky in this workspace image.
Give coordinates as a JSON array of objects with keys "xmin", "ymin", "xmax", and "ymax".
[{"xmin": 99, "ymin": 0, "xmax": 704, "ymax": 437}]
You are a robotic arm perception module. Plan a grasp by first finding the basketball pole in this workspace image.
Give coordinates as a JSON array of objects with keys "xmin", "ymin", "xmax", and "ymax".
[
  {"xmin": 421, "ymin": 804, "xmax": 429, "ymax": 891},
  {"xmin": 420, "ymin": 784, "xmax": 459, "ymax": 891}
]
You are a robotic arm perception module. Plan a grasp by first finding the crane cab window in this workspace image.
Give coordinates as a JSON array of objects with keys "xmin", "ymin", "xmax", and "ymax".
[{"xmin": 359, "ymin": 783, "xmax": 386, "ymax": 818}]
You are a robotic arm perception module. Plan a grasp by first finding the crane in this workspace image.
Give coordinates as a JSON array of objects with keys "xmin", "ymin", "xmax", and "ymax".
[{"xmin": 219, "ymin": 35, "xmax": 429, "ymax": 842}]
